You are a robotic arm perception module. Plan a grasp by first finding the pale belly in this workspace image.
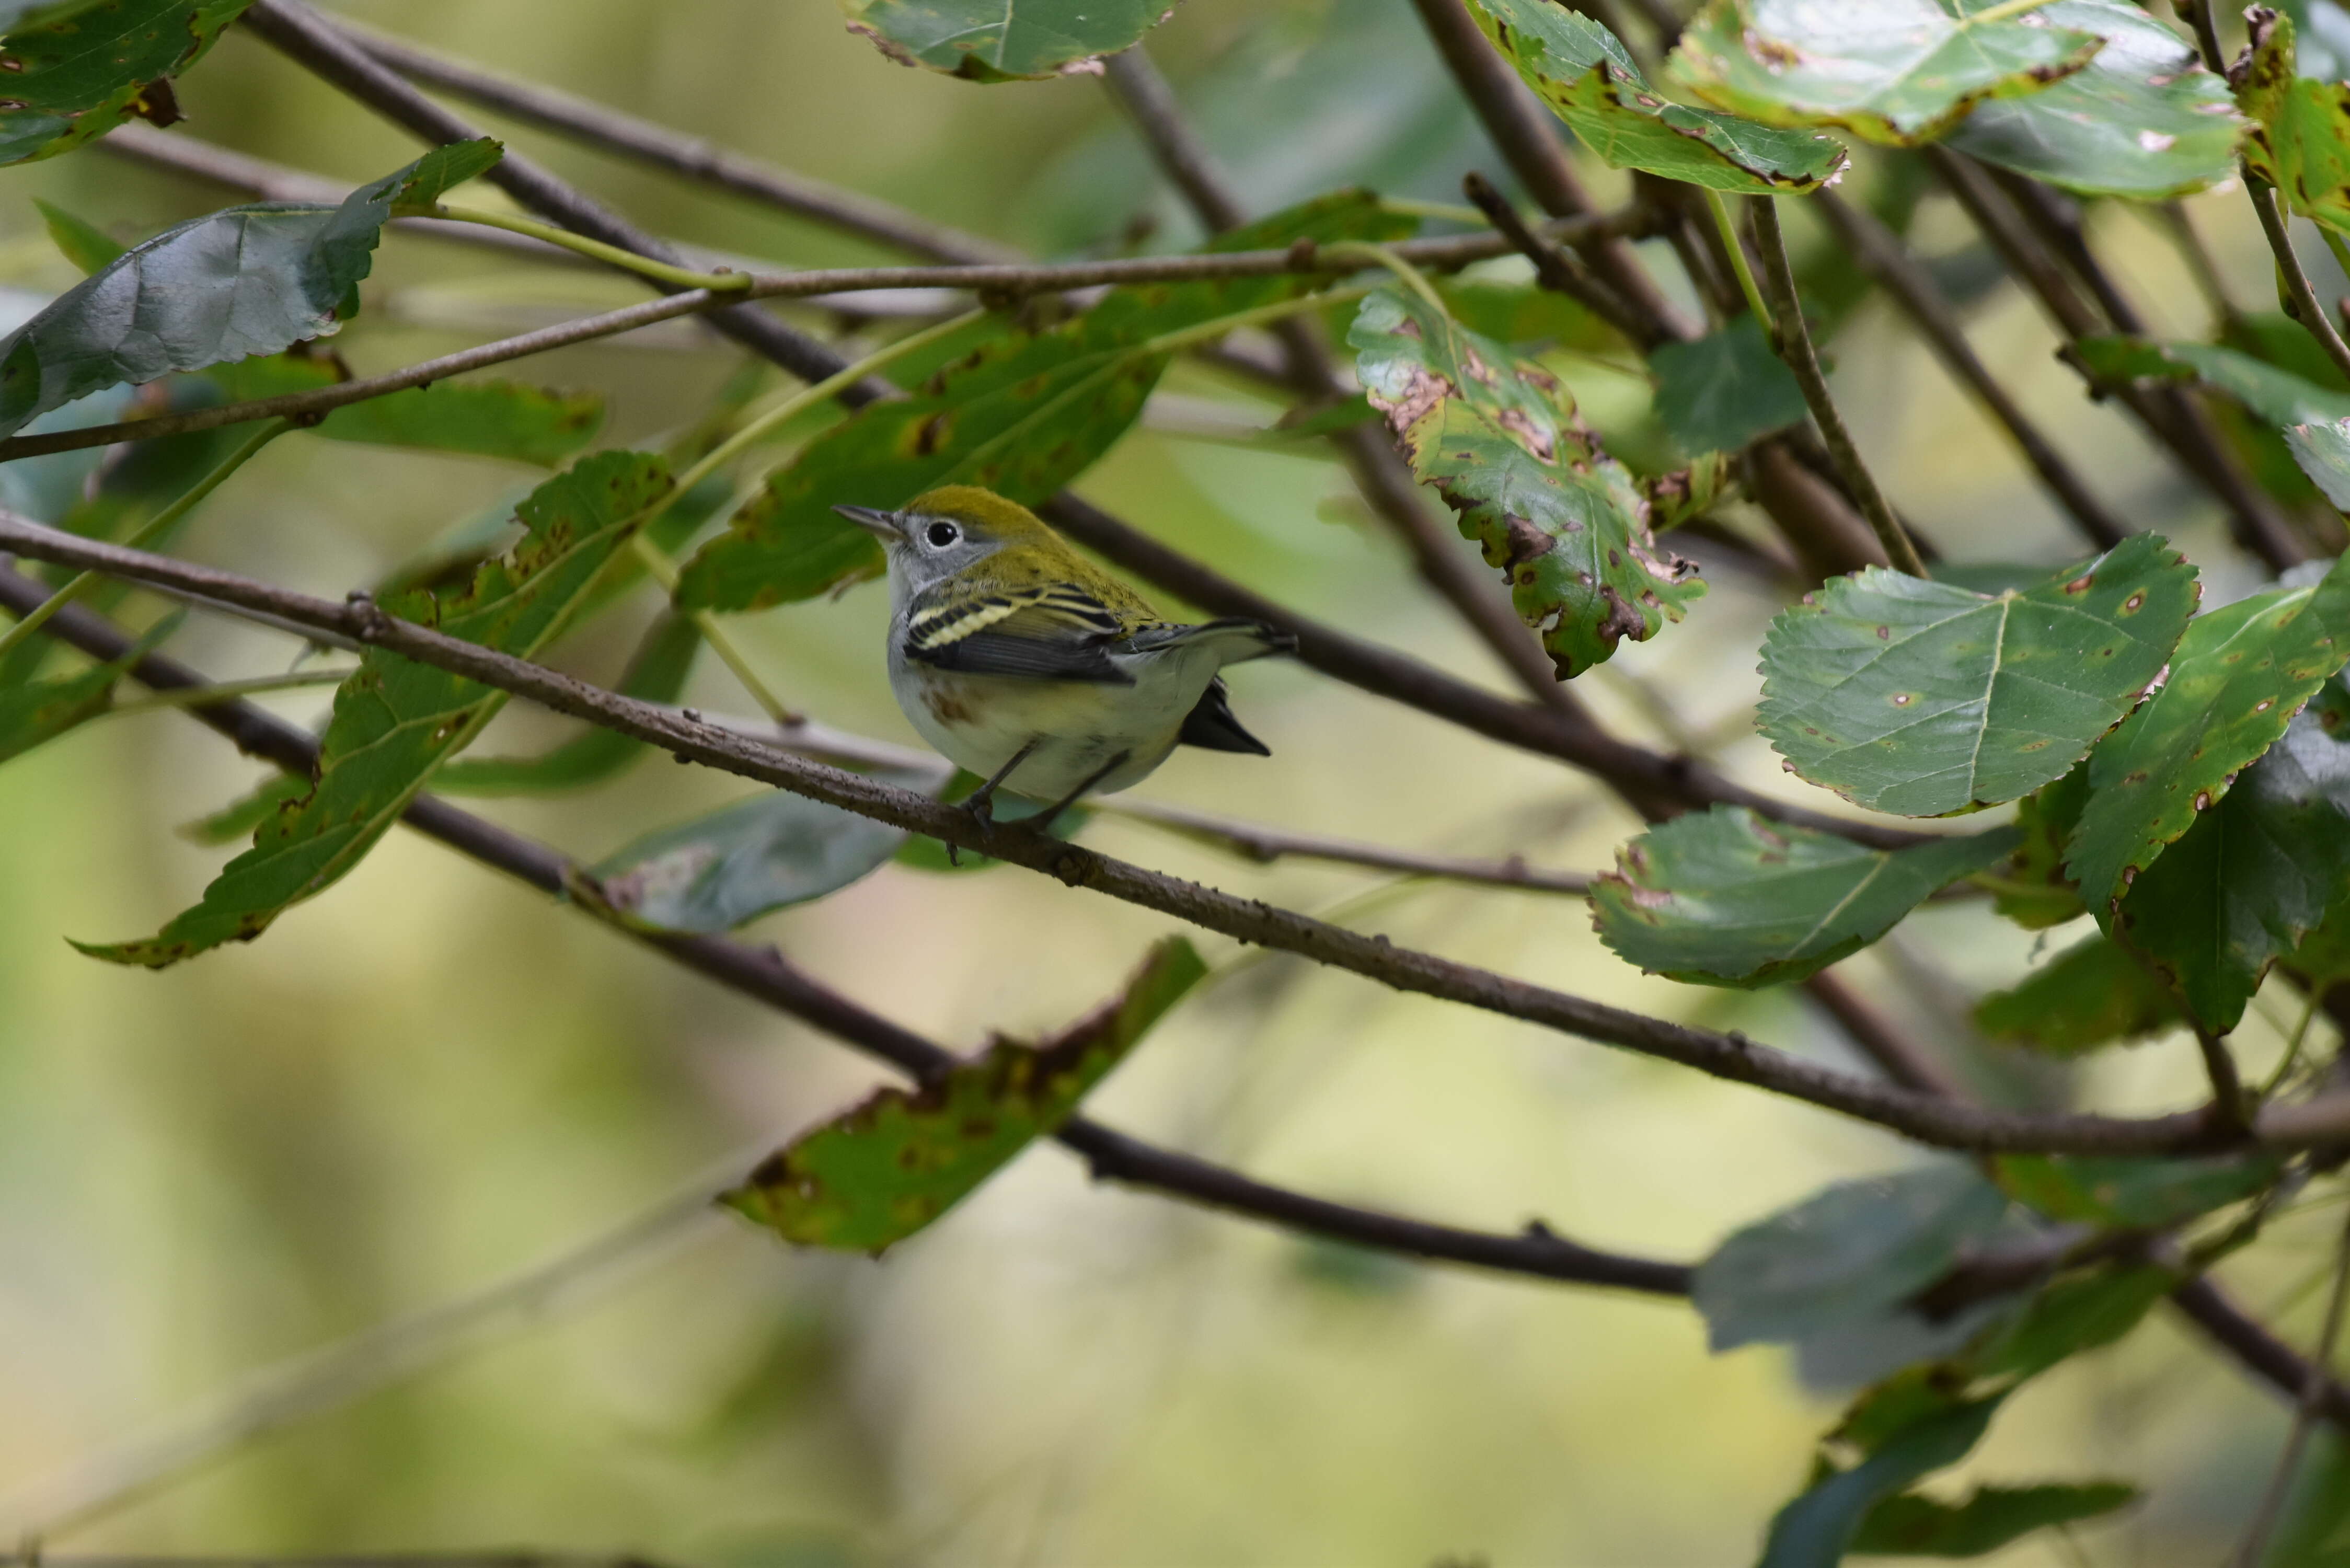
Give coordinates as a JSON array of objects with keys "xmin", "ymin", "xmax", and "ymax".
[{"xmin": 888, "ymin": 649, "xmax": 1216, "ymax": 800}]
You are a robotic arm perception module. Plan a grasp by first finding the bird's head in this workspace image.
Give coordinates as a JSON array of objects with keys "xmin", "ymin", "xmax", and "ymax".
[{"xmin": 834, "ymin": 486, "xmax": 1068, "ymax": 595}]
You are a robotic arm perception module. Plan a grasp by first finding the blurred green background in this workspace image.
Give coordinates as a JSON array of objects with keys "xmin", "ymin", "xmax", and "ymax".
[{"xmin": 1, "ymin": 1, "xmax": 2345, "ymax": 1562}]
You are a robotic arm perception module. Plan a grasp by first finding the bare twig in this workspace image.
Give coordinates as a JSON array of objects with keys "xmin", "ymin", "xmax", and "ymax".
[
  {"xmin": 1103, "ymin": 797, "xmax": 1591, "ymax": 892},
  {"xmin": 2230, "ymin": 1208, "xmax": 2350, "ymax": 1567},
  {"xmin": 1460, "ymin": 169, "xmax": 1650, "ymax": 346},
  {"xmin": 2172, "ymin": 1274, "xmax": 2350, "ymax": 1428},
  {"xmin": 1748, "ymin": 197, "xmax": 1928, "ymax": 577}
]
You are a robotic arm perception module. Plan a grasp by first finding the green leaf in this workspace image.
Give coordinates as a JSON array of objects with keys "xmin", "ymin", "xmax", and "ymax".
[
  {"xmin": 177, "ymin": 773, "xmax": 309, "ymax": 847},
  {"xmin": 1990, "ymin": 764, "xmax": 2090, "ymax": 928},
  {"xmin": 434, "ymin": 612, "xmax": 701, "ymax": 796},
  {"xmin": 1694, "ymin": 1162, "xmax": 2012, "ymax": 1353},
  {"xmin": 0, "ymin": 0, "xmax": 254, "ymax": 167},
  {"xmin": 0, "ymin": 618, "xmax": 168, "ymax": 766},
  {"xmin": 1592, "ymin": 806, "xmax": 2018, "ymax": 986},
  {"xmin": 2238, "ymin": 9, "xmax": 2350, "ymax": 235},
  {"xmin": 33, "ymin": 199, "xmax": 123, "ymax": 274},
  {"xmin": 2071, "ymin": 335, "xmax": 2350, "ymax": 428},
  {"xmin": 725, "ymin": 936, "xmax": 1206, "ymax": 1251},
  {"xmin": 678, "ymin": 191, "xmax": 1411, "ymax": 612},
  {"xmin": 1650, "ymin": 316, "xmax": 1808, "ymax": 457},
  {"xmin": 1759, "ymin": 1398, "xmax": 2007, "ymax": 1568},
  {"xmin": 1351, "ymin": 284, "xmax": 1706, "ymax": 677},
  {"xmin": 204, "ymin": 356, "xmax": 604, "ymax": 468},
  {"xmin": 1668, "ymin": 0, "xmax": 2102, "ymax": 148},
  {"xmin": 2066, "ymin": 555, "xmax": 2350, "ymax": 916},
  {"xmin": 1758, "ymin": 537, "xmax": 2201, "ymax": 818},
  {"xmin": 1973, "ymin": 1262, "xmax": 2174, "ymax": 1381},
  {"xmin": 1974, "ymin": 936, "xmax": 2181, "ymax": 1054},
  {"xmin": 0, "ymin": 139, "xmax": 504, "ymax": 440},
  {"xmin": 76, "ymin": 451, "xmax": 670, "ymax": 968},
  {"xmin": 1945, "ymin": 0, "xmax": 2243, "ymax": 199},
  {"xmin": 1462, "ymin": 0, "xmax": 1848, "ymax": 192},
  {"xmin": 584, "ymin": 775, "xmax": 926, "ymax": 935},
  {"xmin": 840, "ymin": 0, "xmax": 1177, "ymax": 82},
  {"xmin": 1849, "ymin": 1481, "xmax": 2138, "ymax": 1555},
  {"xmin": 1994, "ymin": 1151, "xmax": 2281, "ymax": 1228},
  {"xmin": 2287, "ymin": 416, "xmax": 2350, "ymax": 510}
]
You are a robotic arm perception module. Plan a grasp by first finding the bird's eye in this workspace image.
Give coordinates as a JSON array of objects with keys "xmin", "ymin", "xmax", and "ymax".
[{"xmin": 925, "ymin": 521, "xmax": 959, "ymax": 548}]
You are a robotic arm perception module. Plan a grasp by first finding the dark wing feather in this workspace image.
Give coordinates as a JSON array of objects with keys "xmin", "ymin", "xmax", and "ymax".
[
  {"xmin": 902, "ymin": 584, "xmax": 1135, "ymax": 685},
  {"xmin": 1177, "ymin": 678, "xmax": 1270, "ymax": 755}
]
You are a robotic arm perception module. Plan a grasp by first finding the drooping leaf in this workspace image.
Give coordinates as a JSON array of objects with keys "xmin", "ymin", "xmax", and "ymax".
[
  {"xmin": 1351, "ymin": 284, "xmax": 1706, "ymax": 677},
  {"xmin": 1994, "ymin": 1152, "xmax": 2281, "ymax": 1228},
  {"xmin": 33, "ymin": 199, "xmax": 124, "ymax": 274},
  {"xmin": 1650, "ymin": 316, "xmax": 1808, "ymax": 457},
  {"xmin": 1694, "ymin": 1162, "xmax": 2012, "ymax": 1353},
  {"xmin": 2071, "ymin": 335, "xmax": 2350, "ymax": 428},
  {"xmin": 584, "ymin": 774, "xmax": 928, "ymax": 935},
  {"xmin": 839, "ymin": 0, "xmax": 1177, "ymax": 82},
  {"xmin": 2066, "ymin": 555, "xmax": 2350, "ymax": 915},
  {"xmin": 203, "ymin": 355, "xmax": 604, "ymax": 468},
  {"xmin": 0, "ymin": 618, "xmax": 169, "ymax": 766},
  {"xmin": 76, "ymin": 451, "xmax": 670, "ymax": 968},
  {"xmin": 1668, "ymin": 0, "xmax": 2102, "ymax": 147},
  {"xmin": 435, "ymin": 613, "xmax": 701, "ymax": 796},
  {"xmin": 177, "ymin": 773, "xmax": 309, "ymax": 847},
  {"xmin": 2287, "ymin": 415, "xmax": 2350, "ymax": 510},
  {"xmin": 1974, "ymin": 936, "xmax": 2182, "ymax": 1054},
  {"xmin": 1990, "ymin": 763, "xmax": 2090, "ymax": 928},
  {"xmin": 0, "ymin": 139, "xmax": 504, "ymax": 439},
  {"xmin": 1759, "ymin": 1398, "xmax": 2008, "ymax": 1568},
  {"xmin": 725, "ymin": 936, "xmax": 1206, "ymax": 1251},
  {"xmin": 1759, "ymin": 537, "xmax": 2199, "ymax": 818},
  {"xmin": 2237, "ymin": 8, "xmax": 2350, "ymax": 235},
  {"xmin": 1945, "ymin": 0, "xmax": 2243, "ymax": 200},
  {"xmin": 0, "ymin": 0, "xmax": 255, "ymax": 167},
  {"xmin": 1849, "ymin": 1481, "xmax": 2139, "ymax": 1555},
  {"xmin": 678, "ymin": 191, "xmax": 1411, "ymax": 611},
  {"xmin": 1592, "ymin": 807, "xmax": 2018, "ymax": 986},
  {"xmin": 1462, "ymin": 0, "xmax": 1848, "ymax": 192}
]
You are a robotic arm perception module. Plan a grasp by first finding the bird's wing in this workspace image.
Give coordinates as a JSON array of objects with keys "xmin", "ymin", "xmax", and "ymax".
[
  {"xmin": 1121, "ymin": 617, "xmax": 1295, "ymax": 664},
  {"xmin": 902, "ymin": 584, "xmax": 1139, "ymax": 684}
]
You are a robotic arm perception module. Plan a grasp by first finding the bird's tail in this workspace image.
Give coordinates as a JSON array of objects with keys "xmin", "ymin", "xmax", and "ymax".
[{"xmin": 1127, "ymin": 617, "xmax": 1296, "ymax": 666}]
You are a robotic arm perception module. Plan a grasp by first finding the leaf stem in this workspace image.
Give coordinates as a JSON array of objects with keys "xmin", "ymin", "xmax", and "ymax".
[
  {"xmin": 1703, "ymin": 188, "xmax": 1773, "ymax": 339},
  {"xmin": 0, "ymin": 418, "xmax": 292, "ymax": 662},
  {"xmin": 2246, "ymin": 181, "xmax": 2350, "ymax": 387},
  {"xmin": 400, "ymin": 202, "xmax": 755, "ymax": 293},
  {"xmin": 2262, "ymin": 989, "xmax": 2326, "ymax": 1101},
  {"xmin": 1323, "ymin": 243, "xmax": 1449, "ymax": 318},
  {"xmin": 1378, "ymin": 195, "xmax": 1494, "ymax": 227},
  {"xmin": 627, "ymin": 537, "xmax": 798, "ymax": 725},
  {"xmin": 1746, "ymin": 197, "xmax": 1928, "ymax": 578}
]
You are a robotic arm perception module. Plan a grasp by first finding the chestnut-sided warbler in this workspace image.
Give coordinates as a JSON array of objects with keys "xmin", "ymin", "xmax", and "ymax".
[{"xmin": 833, "ymin": 486, "xmax": 1293, "ymax": 824}]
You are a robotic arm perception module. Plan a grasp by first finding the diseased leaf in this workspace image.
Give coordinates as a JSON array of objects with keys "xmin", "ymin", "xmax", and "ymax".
[
  {"xmin": 679, "ymin": 191, "xmax": 1411, "ymax": 611},
  {"xmin": 2072, "ymin": 335, "xmax": 2350, "ymax": 428},
  {"xmin": 1990, "ymin": 763, "xmax": 2090, "ymax": 928},
  {"xmin": 2237, "ymin": 8, "xmax": 2350, "ymax": 235},
  {"xmin": 204, "ymin": 356, "xmax": 604, "ymax": 468},
  {"xmin": 1760, "ymin": 1399, "xmax": 2007, "ymax": 1568},
  {"xmin": 1650, "ymin": 316, "xmax": 1807, "ymax": 457},
  {"xmin": 1994, "ymin": 1152, "xmax": 2281, "ymax": 1228},
  {"xmin": 435, "ymin": 612, "xmax": 701, "ymax": 796},
  {"xmin": 725, "ymin": 937, "xmax": 1206, "ymax": 1251},
  {"xmin": 1351, "ymin": 284, "xmax": 1706, "ymax": 677},
  {"xmin": 2287, "ymin": 415, "xmax": 2350, "ymax": 509},
  {"xmin": 2066, "ymin": 554, "xmax": 2350, "ymax": 916},
  {"xmin": 0, "ymin": 139, "xmax": 504, "ymax": 439},
  {"xmin": 1592, "ymin": 807, "xmax": 2017, "ymax": 986},
  {"xmin": 0, "ymin": 0, "xmax": 255, "ymax": 167},
  {"xmin": 1946, "ymin": 0, "xmax": 2243, "ymax": 200},
  {"xmin": 33, "ymin": 199, "xmax": 124, "ymax": 274},
  {"xmin": 1974, "ymin": 936, "xmax": 2182, "ymax": 1054},
  {"xmin": 1759, "ymin": 537, "xmax": 2199, "ymax": 818},
  {"xmin": 1668, "ymin": 0, "xmax": 2102, "ymax": 147},
  {"xmin": 1850, "ymin": 1481, "xmax": 2138, "ymax": 1555},
  {"xmin": 840, "ymin": 0, "xmax": 1177, "ymax": 82},
  {"xmin": 76, "ymin": 451, "xmax": 670, "ymax": 968},
  {"xmin": 1463, "ymin": 0, "xmax": 1848, "ymax": 192},
  {"xmin": 177, "ymin": 773, "xmax": 308, "ymax": 846}
]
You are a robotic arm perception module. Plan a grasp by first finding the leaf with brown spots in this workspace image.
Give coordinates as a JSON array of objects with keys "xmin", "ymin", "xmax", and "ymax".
[
  {"xmin": 1758, "ymin": 535, "xmax": 2199, "ymax": 817},
  {"xmin": 0, "ymin": 0, "xmax": 253, "ymax": 166},
  {"xmin": 2236, "ymin": 8, "xmax": 2350, "ymax": 236},
  {"xmin": 725, "ymin": 937, "xmax": 1205, "ymax": 1252},
  {"xmin": 1350, "ymin": 284, "xmax": 1707, "ymax": 678}
]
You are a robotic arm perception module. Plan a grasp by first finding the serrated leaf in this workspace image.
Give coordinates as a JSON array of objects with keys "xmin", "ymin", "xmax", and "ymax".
[
  {"xmin": 76, "ymin": 451, "xmax": 670, "ymax": 968},
  {"xmin": 725, "ymin": 937, "xmax": 1205, "ymax": 1251},
  {"xmin": 1351, "ymin": 284, "xmax": 1706, "ymax": 677},
  {"xmin": 0, "ymin": 139, "xmax": 504, "ymax": 440},
  {"xmin": 1994, "ymin": 1151, "xmax": 2281, "ymax": 1228},
  {"xmin": 0, "ymin": 0, "xmax": 254, "ymax": 167},
  {"xmin": 840, "ymin": 0, "xmax": 1176, "ymax": 82},
  {"xmin": 1990, "ymin": 763, "xmax": 2090, "ymax": 928},
  {"xmin": 1761, "ymin": 1398, "xmax": 2007, "ymax": 1568},
  {"xmin": 1849, "ymin": 1481, "xmax": 2138, "ymax": 1555},
  {"xmin": 1759, "ymin": 537, "xmax": 2199, "ymax": 818},
  {"xmin": 1668, "ymin": 0, "xmax": 2102, "ymax": 147},
  {"xmin": 204, "ymin": 356, "xmax": 603, "ymax": 468},
  {"xmin": 435, "ymin": 612, "xmax": 701, "ymax": 796},
  {"xmin": 1650, "ymin": 316, "xmax": 1808, "ymax": 457},
  {"xmin": 33, "ymin": 199, "xmax": 123, "ymax": 275},
  {"xmin": 2073, "ymin": 335, "xmax": 2350, "ymax": 427},
  {"xmin": 1593, "ymin": 807, "xmax": 2018, "ymax": 986},
  {"xmin": 678, "ymin": 191, "xmax": 1411, "ymax": 612},
  {"xmin": 1463, "ymin": 0, "xmax": 1848, "ymax": 192},
  {"xmin": 1946, "ymin": 0, "xmax": 2243, "ymax": 199},
  {"xmin": 2238, "ymin": 8, "xmax": 2350, "ymax": 235},
  {"xmin": 585, "ymin": 773, "xmax": 926, "ymax": 934},
  {"xmin": 1974, "ymin": 935, "xmax": 2181, "ymax": 1054},
  {"xmin": 2066, "ymin": 554, "xmax": 2350, "ymax": 915}
]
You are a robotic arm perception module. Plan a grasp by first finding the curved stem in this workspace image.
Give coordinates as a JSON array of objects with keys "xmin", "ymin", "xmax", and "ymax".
[
  {"xmin": 96, "ymin": 667, "xmax": 356, "ymax": 720},
  {"xmin": 1703, "ymin": 188, "xmax": 1773, "ymax": 337},
  {"xmin": 401, "ymin": 201, "xmax": 754, "ymax": 292},
  {"xmin": 2248, "ymin": 180, "xmax": 2350, "ymax": 386}
]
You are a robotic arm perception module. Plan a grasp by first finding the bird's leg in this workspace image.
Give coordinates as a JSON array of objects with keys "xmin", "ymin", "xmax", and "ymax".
[
  {"xmin": 1022, "ymin": 751, "xmax": 1131, "ymax": 839},
  {"xmin": 947, "ymin": 738, "xmax": 1042, "ymax": 866}
]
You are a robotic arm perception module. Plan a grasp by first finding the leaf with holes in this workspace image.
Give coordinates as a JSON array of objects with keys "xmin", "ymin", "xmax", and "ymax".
[
  {"xmin": 1351, "ymin": 284, "xmax": 1706, "ymax": 677},
  {"xmin": 2237, "ymin": 8, "xmax": 2350, "ymax": 234},
  {"xmin": 1668, "ymin": 0, "xmax": 2102, "ymax": 147},
  {"xmin": 0, "ymin": 0, "xmax": 254, "ymax": 166},
  {"xmin": 74, "ymin": 450, "xmax": 671, "ymax": 969},
  {"xmin": 1650, "ymin": 316, "xmax": 1808, "ymax": 456},
  {"xmin": 840, "ymin": 0, "xmax": 1179, "ymax": 82},
  {"xmin": 1592, "ymin": 806, "xmax": 2016, "ymax": 986},
  {"xmin": 725, "ymin": 937, "xmax": 1205, "ymax": 1251},
  {"xmin": 2066, "ymin": 554, "xmax": 2350, "ymax": 916},
  {"xmin": 1974, "ymin": 935, "xmax": 2181, "ymax": 1054},
  {"xmin": 0, "ymin": 139, "xmax": 503, "ymax": 439},
  {"xmin": 1759, "ymin": 537, "xmax": 2198, "ymax": 817},
  {"xmin": 1946, "ymin": 0, "xmax": 2243, "ymax": 199},
  {"xmin": 1463, "ymin": 0, "xmax": 1847, "ymax": 191},
  {"xmin": 678, "ymin": 191, "xmax": 1411, "ymax": 611},
  {"xmin": 2073, "ymin": 335, "xmax": 2350, "ymax": 428}
]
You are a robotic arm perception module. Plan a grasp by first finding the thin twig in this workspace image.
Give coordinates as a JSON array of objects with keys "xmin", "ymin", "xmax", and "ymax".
[
  {"xmin": 2230, "ymin": 1206, "xmax": 2350, "ymax": 1566},
  {"xmin": 2250, "ymin": 180, "xmax": 2350, "ymax": 385},
  {"xmin": 1102, "ymin": 797, "xmax": 1591, "ymax": 892},
  {"xmin": 1459, "ymin": 170, "xmax": 1649, "ymax": 346},
  {"xmin": 2199, "ymin": 1026, "xmax": 2254, "ymax": 1133},
  {"xmin": 1748, "ymin": 197, "xmax": 1927, "ymax": 577}
]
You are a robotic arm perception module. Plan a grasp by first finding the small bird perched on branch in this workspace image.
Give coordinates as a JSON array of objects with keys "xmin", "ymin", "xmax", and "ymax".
[{"xmin": 835, "ymin": 485, "xmax": 1293, "ymax": 828}]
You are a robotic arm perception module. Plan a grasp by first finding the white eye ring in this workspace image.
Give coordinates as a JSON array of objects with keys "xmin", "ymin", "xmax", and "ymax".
[{"xmin": 925, "ymin": 521, "xmax": 959, "ymax": 548}]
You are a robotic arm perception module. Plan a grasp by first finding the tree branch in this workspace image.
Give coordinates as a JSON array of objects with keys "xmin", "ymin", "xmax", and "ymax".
[{"xmin": 2171, "ymin": 1274, "xmax": 2350, "ymax": 1427}]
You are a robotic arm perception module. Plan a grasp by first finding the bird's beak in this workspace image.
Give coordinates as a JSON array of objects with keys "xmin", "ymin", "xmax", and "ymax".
[{"xmin": 833, "ymin": 504, "xmax": 903, "ymax": 541}]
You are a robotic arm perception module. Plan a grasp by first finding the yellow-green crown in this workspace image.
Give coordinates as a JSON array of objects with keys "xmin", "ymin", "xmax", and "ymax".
[{"xmin": 905, "ymin": 485, "xmax": 1059, "ymax": 545}]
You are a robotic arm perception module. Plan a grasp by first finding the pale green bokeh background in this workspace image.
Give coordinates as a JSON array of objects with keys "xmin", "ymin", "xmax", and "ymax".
[{"xmin": 0, "ymin": 2, "xmax": 2342, "ymax": 1563}]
